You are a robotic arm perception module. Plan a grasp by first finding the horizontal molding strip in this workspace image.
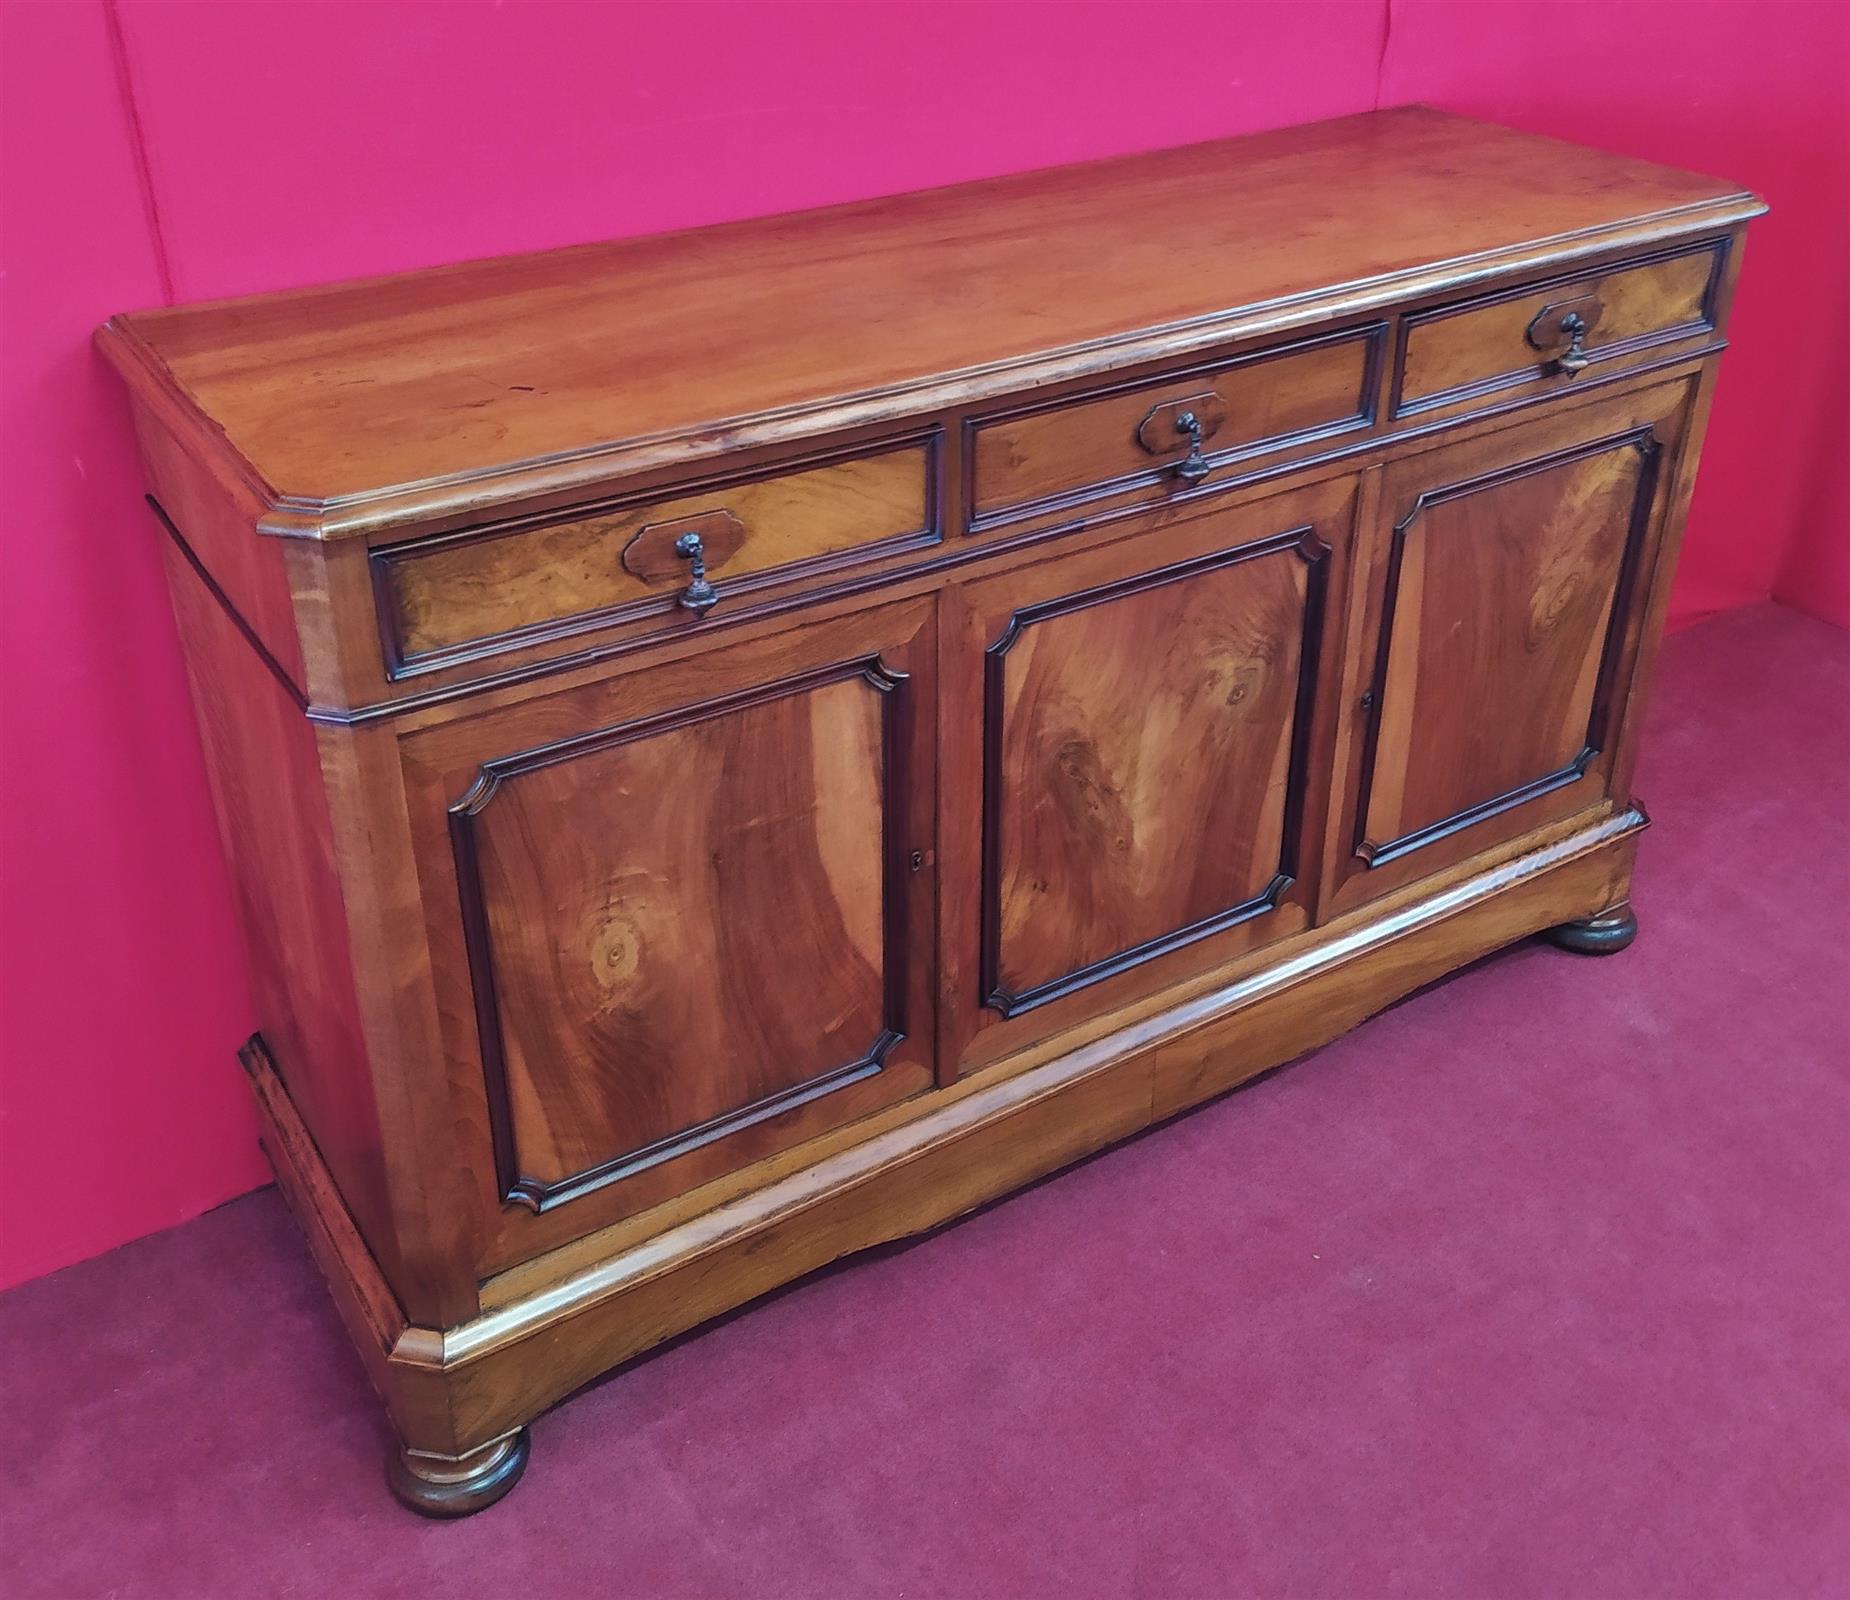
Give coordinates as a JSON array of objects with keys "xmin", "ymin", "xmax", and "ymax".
[
  {"xmin": 104, "ymin": 195, "xmax": 1762, "ymax": 546},
  {"xmin": 425, "ymin": 802, "xmax": 1647, "ymax": 1370},
  {"xmin": 288, "ymin": 341, "xmax": 1723, "ymax": 728}
]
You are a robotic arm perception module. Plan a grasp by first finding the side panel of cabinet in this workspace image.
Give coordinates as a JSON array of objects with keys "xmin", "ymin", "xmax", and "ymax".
[
  {"xmin": 943, "ymin": 475, "xmax": 1360, "ymax": 1074},
  {"xmin": 399, "ymin": 596, "xmax": 939, "ymax": 1275},
  {"xmin": 1323, "ymin": 378, "xmax": 1696, "ymax": 915}
]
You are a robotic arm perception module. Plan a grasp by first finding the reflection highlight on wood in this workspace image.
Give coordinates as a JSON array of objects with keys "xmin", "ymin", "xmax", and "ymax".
[
  {"xmin": 99, "ymin": 107, "xmax": 1756, "ymax": 1513},
  {"xmin": 985, "ymin": 533, "xmax": 1320, "ymax": 1011},
  {"xmin": 451, "ymin": 666, "xmax": 897, "ymax": 1208}
]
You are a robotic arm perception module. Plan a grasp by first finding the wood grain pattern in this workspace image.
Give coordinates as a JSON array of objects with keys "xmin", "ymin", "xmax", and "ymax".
[
  {"xmin": 1396, "ymin": 239, "xmax": 1722, "ymax": 415},
  {"xmin": 1361, "ymin": 436, "xmax": 1649, "ymax": 855},
  {"xmin": 943, "ymin": 473, "xmax": 1359, "ymax": 1078},
  {"xmin": 985, "ymin": 533, "xmax": 1317, "ymax": 1011},
  {"xmin": 969, "ymin": 325, "xmax": 1377, "ymax": 523},
  {"xmin": 99, "ymin": 108, "xmax": 1757, "ymax": 536},
  {"xmin": 156, "ymin": 531, "xmax": 400, "ymax": 1283},
  {"xmin": 97, "ymin": 109, "xmax": 1754, "ymax": 1511},
  {"xmin": 396, "ymin": 594, "xmax": 938, "ymax": 1273},
  {"xmin": 378, "ymin": 441, "xmax": 931, "ymax": 667},
  {"xmin": 1323, "ymin": 376, "xmax": 1692, "ymax": 918},
  {"xmin": 411, "ymin": 806, "xmax": 1646, "ymax": 1455},
  {"xmin": 452, "ymin": 664, "xmax": 904, "ymax": 1210}
]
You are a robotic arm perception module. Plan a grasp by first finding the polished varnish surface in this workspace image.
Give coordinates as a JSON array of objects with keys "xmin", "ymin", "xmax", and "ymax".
[
  {"xmin": 968, "ymin": 326, "xmax": 1377, "ymax": 525},
  {"xmin": 396, "ymin": 595, "xmax": 940, "ymax": 1270},
  {"xmin": 380, "ymin": 441, "xmax": 932, "ymax": 666},
  {"xmin": 1365, "ymin": 437, "xmax": 1641, "ymax": 850},
  {"xmin": 1393, "ymin": 238, "xmax": 1726, "ymax": 418},
  {"xmin": 991, "ymin": 540, "xmax": 1308, "ymax": 1003},
  {"xmin": 971, "ymin": 489, "xmax": 1333, "ymax": 1017},
  {"xmin": 97, "ymin": 106, "xmax": 1759, "ymax": 1514},
  {"xmin": 106, "ymin": 107, "xmax": 1753, "ymax": 515}
]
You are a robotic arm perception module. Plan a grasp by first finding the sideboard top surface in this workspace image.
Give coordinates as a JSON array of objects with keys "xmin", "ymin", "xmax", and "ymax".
[{"xmin": 99, "ymin": 106, "xmax": 1759, "ymax": 535}]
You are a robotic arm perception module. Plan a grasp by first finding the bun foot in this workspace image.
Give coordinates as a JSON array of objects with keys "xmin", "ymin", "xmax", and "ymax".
[
  {"xmin": 389, "ymin": 1428, "xmax": 530, "ymax": 1518},
  {"xmin": 1543, "ymin": 904, "xmax": 1638, "ymax": 956}
]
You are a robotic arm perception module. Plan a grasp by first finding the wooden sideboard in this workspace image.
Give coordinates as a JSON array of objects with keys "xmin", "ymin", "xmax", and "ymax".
[{"xmin": 99, "ymin": 107, "xmax": 1761, "ymax": 1516}]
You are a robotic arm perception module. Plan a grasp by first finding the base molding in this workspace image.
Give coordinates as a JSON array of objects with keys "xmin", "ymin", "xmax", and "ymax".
[{"xmin": 248, "ymin": 805, "xmax": 1644, "ymax": 1489}]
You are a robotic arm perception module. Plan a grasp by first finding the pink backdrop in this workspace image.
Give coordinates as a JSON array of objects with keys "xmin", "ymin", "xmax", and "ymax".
[{"xmin": 2, "ymin": 0, "xmax": 1844, "ymax": 1290}]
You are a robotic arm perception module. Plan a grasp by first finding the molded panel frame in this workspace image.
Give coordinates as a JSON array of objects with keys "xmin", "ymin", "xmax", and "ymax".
[
  {"xmin": 448, "ymin": 655, "xmax": 913, "ymax": 1214},
  {"xmin": 370, "ymin": 430, "xmax": 943, "ymax": 679},
  {"xmin": 963, "ymin": 322, "xmax": 1385, "ymax": 534},
  {"xmin": 1321, "ymin": 378, "xmax": 1699, "ymax": 924},
  {"xmin": 1349, "ymin": 425, "xmax": 1661, "ymax": 868},
  {"xmin": 393, "ymin": 593, "xmax": 940, "ymax": 1278},
  {"xmin": 979, "ymin": 525, "xmax": 1332, "ymax": 1017},
  {"xmin": 1389, "ymin": 237, "xmax": 1728, "ymax": 421}
]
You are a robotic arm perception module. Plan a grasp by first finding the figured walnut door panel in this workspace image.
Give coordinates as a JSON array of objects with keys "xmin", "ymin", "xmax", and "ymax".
[
  {"xmin": 949, "ymin": 476, "xmax": 1356, "ymax": 1068},
  {"xmin": 400, "ymin": 597, "xmax": 937, "ymax": 1273},
  {"xmin": 1326, "ymin": 381, "xmax": 1691, "ymax": 913},
  {"xmin": 986, "ymin": 538, "xmax": 1315, "ymax": 1007}
]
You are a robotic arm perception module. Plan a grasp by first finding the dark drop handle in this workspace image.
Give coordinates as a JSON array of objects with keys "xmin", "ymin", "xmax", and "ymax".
[
  {"xmin": 1552, "ymin": 312, "xmax": 1592, "ymax": 377},
  {"xmin": 674, "ymin": 531, "xmax": 720, "ymax": 616},
  {"xmin": 1173, "ymin": 410, "xmax": 1212, "ymax": 486}
]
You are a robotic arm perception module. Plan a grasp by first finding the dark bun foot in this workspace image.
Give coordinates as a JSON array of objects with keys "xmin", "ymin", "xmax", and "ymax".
[
  {"xmin": 1542, "ymin": 904, "xmax": 1638, "ymax": 956},
  {"xmin": 388, "ymin": 1428, "xmax": 530, "ymax": 1518}
]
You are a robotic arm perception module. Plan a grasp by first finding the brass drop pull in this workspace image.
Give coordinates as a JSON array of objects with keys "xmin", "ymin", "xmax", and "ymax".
[
  {"xmin": 674, "ymin": 531, "xmax": 720, "ymax": 616},
  {"xmin": 1173, "ymin": 410, "xmax": 1212, "ymax": 486},
  {"xmin": 1552, "ymin": 311, "xmax": 1592, "ymax": 378}
]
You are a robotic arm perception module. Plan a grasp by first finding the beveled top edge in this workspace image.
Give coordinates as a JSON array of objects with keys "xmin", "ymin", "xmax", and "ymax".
[
  {"xmin": 276, "ymin": 201, "xmax": 1764, "ymax": 542},
  {"xmin": 98, "ymin": 107, "xmax": 1764, "ymax": 543}
]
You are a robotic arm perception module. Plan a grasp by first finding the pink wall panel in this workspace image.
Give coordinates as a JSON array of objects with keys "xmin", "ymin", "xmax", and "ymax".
[
  {"xmin": 114, "ymin": 0, "xmax": 1387, "ymax": 300},
  {"xmin": 0, "ymin": 0, "xmax": 267, "ymax": 1291},
  {"xmin": 1778, "ymin": 427, "xmax": 1850, "ymax": 628},
  {"xmin": 1378, "ymin": 0, "xmax": 1850, "ymax": 630},
  {"xmin": 1, "ymin": 0, "xmax": 1843, "ymax": 1288}
]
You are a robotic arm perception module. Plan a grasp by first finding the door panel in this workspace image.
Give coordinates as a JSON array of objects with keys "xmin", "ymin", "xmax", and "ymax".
[
  {"xmin": 400, "ymin": 597, "xmax": 937, "ymax": 1274},
  {"xmin": 455, "ymin": 666, "xmax": 896, "ymax": 1199},
  {"xmin": 986, "ymin": 538, "xmax": 1313, "ymax": 1009},
  {"xmin": 950, "ymin": 476, "xmax": 1357, "ymax": 1071},
  {"xmin": 1360, "ymin": 435, "xmax": 1649, "ymax": 858},
  {"xmin": 1327, "ymin": 380, "xmax": 1691, "ymax": 913}
]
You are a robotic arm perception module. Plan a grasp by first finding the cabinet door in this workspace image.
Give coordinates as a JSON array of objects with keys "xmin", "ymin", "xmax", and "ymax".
[
  {"xmin": 1325, "ymin": 379, "xmax": 1692, "ymax": 914},
  {"xmin": 946, "ymin": 476, "xmax": 1357, "ymax": 1071},
  {"xmin": 400, "ymin": 596, "xmax": 937, "ymax": 1273}
]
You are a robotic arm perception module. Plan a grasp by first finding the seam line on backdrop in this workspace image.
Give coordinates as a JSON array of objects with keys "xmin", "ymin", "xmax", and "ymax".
[
  {"xmin": 1376, "ymin": 0, "xmax": 1398, "ymax": 109},
  {"xmin": 103, "ymin": 0, "xmax": 176, "ymax": 304}
]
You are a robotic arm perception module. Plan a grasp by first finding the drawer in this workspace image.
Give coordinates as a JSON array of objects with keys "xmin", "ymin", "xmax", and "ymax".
[
  {"xmin": 966, "ymin": 325, "xmax": 1381, "ymax": 529},
  {"xmin": 1393, "ymin": 239, "xmax": 1727, "ymax": 418},
  {"xmin": 374, "ymin": 438, "xmax": 936, "ymax": 672}
]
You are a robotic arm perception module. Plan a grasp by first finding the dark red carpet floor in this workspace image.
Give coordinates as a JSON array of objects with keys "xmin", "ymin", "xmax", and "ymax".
[{"xmin": 4, "ymin": 601, "xmax": 1846, "ymax": 1599}]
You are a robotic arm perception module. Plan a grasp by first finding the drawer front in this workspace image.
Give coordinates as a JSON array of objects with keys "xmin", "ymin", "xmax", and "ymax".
[
  {"xmin": 375, "ymin": 439, "xmax": 935, "ymax": 672},
  {"xmin": 967, "ymin": 326, "xmax": 1381, "ymax": 529},
  {"xmin": 1394, "ymin": 240, "xmax": 1726, "ymax": 418}
]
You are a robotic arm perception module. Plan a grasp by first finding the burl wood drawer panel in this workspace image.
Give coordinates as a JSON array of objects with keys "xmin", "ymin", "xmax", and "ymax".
[
  {"xmin": 967, "ymin": 325, "xmax": 1381, "ymax": 529},
  {"xmin": 1393, "ymin": 240, "xmax": 1726, "ymax": 418},
  {"xmin": 373, "ymin": 438, "xmax": 935, "ymax": 673}
]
